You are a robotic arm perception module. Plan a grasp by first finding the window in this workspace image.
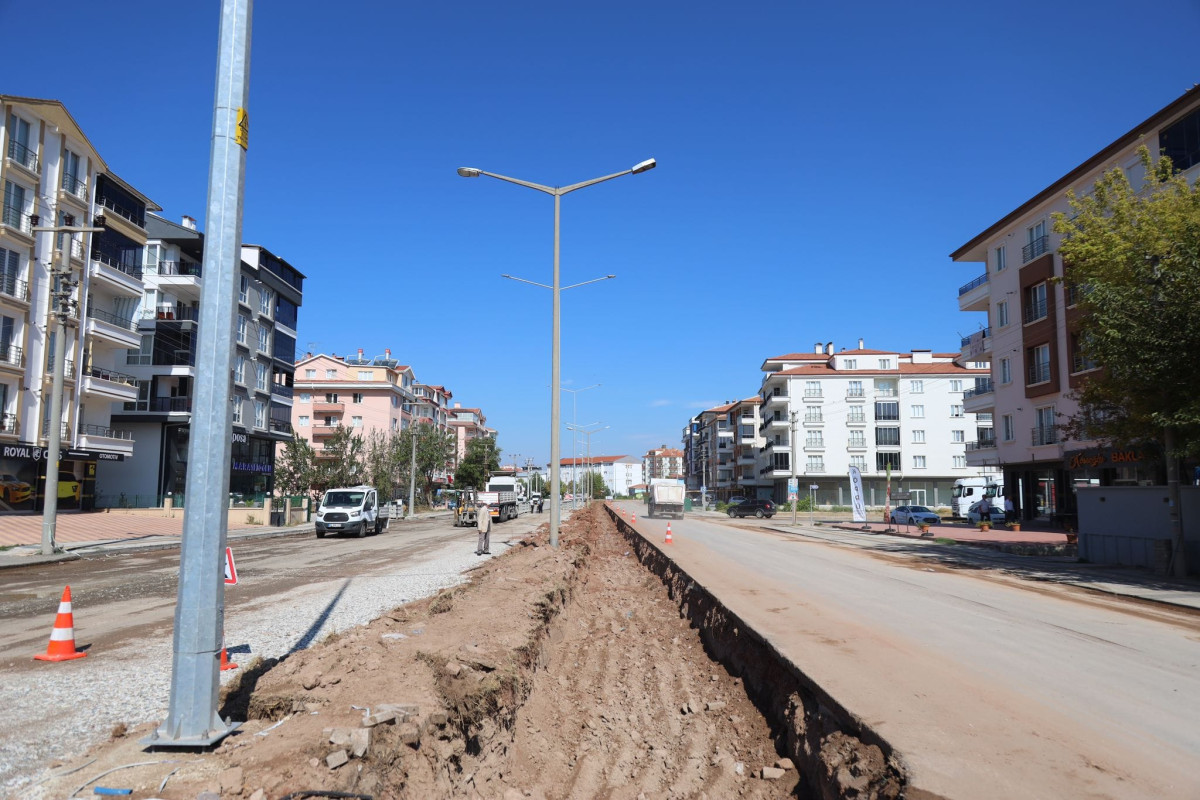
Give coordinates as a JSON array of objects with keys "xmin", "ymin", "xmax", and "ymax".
[
  {"xmin": 878, "ymin": 358, "xmax": 891, "ymax": 369},
  {"xmin": 352, "ymin": 416, "xmax": 363, "ymax": 427},
  {"xmin": 850, "ymin": 455, "xmax": 866, "ymax": 470},
  {"xmin": 805, "ymin": 433, "xmax": 823, "ymax": 447},
  {"xmin": 876, "ymin": 427, "xmax": 900, "ymax": 446},
  {"xmin": 232, "ymin": 396, "xmax": 243, "ymax": 424},
  {"xmin": 1028, "ymin": 344, "xmax": 1051, "ymax": 384},
  {"xmin": 358, "ymin": 370, "xmax": 372, "ymax": 380},
  {"xmin": 911, "ymin": 405, "xmax": 925, "ymax": 418},
  {"xmin": 299, "ymin": 415, "xmax": 310, "ymax": 427},
  {"xmin": 1161, "ymin": 106, "xmax": 1200, "ymax": 172},
  {"xmin": 876, "ymin": 452, "xmax": 900, "ymax": 471},
  {"xmin": 950, "ymin": 405, "xmax": 964, "ymax": 417},
  {"xmin": 848, "ymin": 432, "xmax": 866, "ymax": 447},
  {"xmin": 305, "ymin": 369, "xmax": 316, "ymax": 379},
  {"xmin": 912, "ymin": 430, "xmax": 925, "ymax": 443},
  {"xmin": 234, "ymin": 355, "xmax": 245, "ymax": 384},
  {"xmin": 255, "ymin": 362, "xmax": 268, "ymax": 391},
  {"xmin": 239, "ymin": 275, "xmax": 248, "ymax": 304},
  {"xmin": 952, "ymin": 429, "xmax": 965, "ymax": 443},
  {"xmin": 844, "ymin": 358, "xmax": 857, "ymax": 370},
  {"xmin": 236, "ymin": 315, "xmax": 247, "ymax": 344},
  {"xmin": 806, "ymin": 456, "xmax": 824, "ymax": 472},
  {"xmin": 804, "ymin": 380, "xmax": 821, "ymax": 398},
  {"xmin": 259, "ymin": 287, "xmax": 273, "ymax": 316},
  {"xmin": 1034, "ymin": 406, "xmax": 1057, "ymax": 445},
  {"xmin": 997, "ymin": 300, "xmax": 1009, "ymax": 327},
  {"xmin": 299, "ymin": 392, "xmax": 311, "ymax": 403},
  {"xmin": 1000, "ymin": 357, "xmax": 1011, "ymax": 384},
  {"xmin": 994, "ymin": 244, "xmax": 1006, "ymax": 272},
  {"xmin": 949, "ymin": 379, "xmax": 962, "ymax": 392},
  {"xmin": 847, "ymin": 380, "xmax": 864, "ymax": 397},
  {"xmin": 352, "ymin": 392, "xmax": 364, "ymax": 403},
  {"xmin": 874, "ymin": 401, "xmax": 899, "ymax": 421},
  {"xmin": 1070, "ymin": 332, "xmax": 1097, "ymax": 373},
  {"xmin": 1024, "ymin": 282, "xmax": 1048, "ymax": 323},
  {"xmin": 1002, "ymin": 414, "xmax": 1015, "ymax": 442},
  {"xmin": 913, "ymin": 455, "xmax": 927, "ymax": 469},
  {"xmin": 875, "ymin": 379, "xmax": 897, "ymax": 396},
  {"xmin": 257, "ymin": 323, "xmax": 270, "ymax": 352},
  {"xmin": 1024, "ymin": 221, "xmax": 1047, "ymax": 263},
  {"xmin": 847, "ymin": 408, "xmax": 866, "ymax": 423},
  {"xmin": 326, "ymin": 369, "xmax": 336, "ymax": 379},
  {"xmin": 325, "ymin": 392, "xmax": 339, "ymax": 403},
  {"xmin": 254, "ymin": 400, "xmax": 266, "ymax": 428},
  {"xmin": 910, "ymin": 380, "xmax": 924, "ymax": 394},
  {"xmin": 805, "ymin": 409, "xmax": 823, "ymax": 423},
  {"xmin": 953, "ymin": 455, "xmax": 966, "ymax": 468},
  {"xmin": 0, "ymin": 247, "xmax": 20, "ymax": 298}
]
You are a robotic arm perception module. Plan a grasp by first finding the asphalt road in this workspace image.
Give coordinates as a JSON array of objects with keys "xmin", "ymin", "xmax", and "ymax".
[{"xmin": 612, "ymin": 501, "xmax": 1200, "ymax": 800}]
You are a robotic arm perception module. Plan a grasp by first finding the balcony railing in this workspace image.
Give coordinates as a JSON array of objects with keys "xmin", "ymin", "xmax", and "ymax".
[
  {"xmin": 0, "ymin": 413, "xmax": 15, "ymax": 434},
  {"xmin": 803, "ymin": 389, "xmax": 823, "ymax": 398},
  {"xmin": 963, "ymin": 379, "xmax": 994, "ymax": 400},
  {"xmin": 156, "ymin": 260, "xmax": 203, "ymax": 277},
  {"xmin": 846, "ymin": 438, "xmax": 868, "ymax": 450},
  {"xmin": 958, "ymin": 272, "xmax": 988, "ymax": 296},
  {"xmin": 804, "ymin": 414, "xmax": 823, "ymax": 424},
  {"xmin": 1022, "ymin": 235, "xmax": 1048, "ymax": 263},
  {"xmin": 46, "ymin": 358, "xmax": 75, "ymax": 379},
  {"xmin": 91, "ymin": 249, "xmax": 144, "ymax": 280},
  {"xmin": 1071, "ymin": 352, "xmax": 1097, "ymax": 374},
  {"xmin": 846, "ymin": 387, "xmax": 865, "ymax": 398},
  {"xmin": 269, "ymin": 418, "xmax": 294, "ymax": 434},
  {"xmin": 95, "ymin": 194, "xmax": 145, "ymax": 228},
  {"xmin": 960, "ymin": 327, "xmax": 991, "ymax": 347},
  {"xmin": 1032, "ymin": 426, "xmax": 1058, "ymax": 446},
  {"xmin": 2, "ymin": 204, "xmax": 32, "ymax": 234},
  {"xmin": 1023, "ymin": 298, "xmax": 1048, "ymax": 324},
  {"xmin": 42, "ymin": 420, "xmax": 70, "ymax": 439},
  {"xmin": 70, "ymin": 238, "xmax": 85, "ymax": 260},
  {"xmin": 87, "ymin": 364, "xmax": 139, "ymax": 387},
  {"xmin": 87, "ymin": 305, "xmax": 139, "ymax": 332},
  {"xmin": 7, "ymin": 139, "xmax": 38, "ymax": 171},
  {"xmin": 272, "ymin": 383, "xmax": 294, "ymax": 398},
  {"xmin": 875, "ymin": 387, "xmax": 898, "ymax": 397},
  {"xmin": 0, "ymin": 275, "xmax": 28, "ymax": 302},
  {"xmin": 144, "ymin": 305, "xmax": 200, "ymax": 322},
  {"xmin": 79, "ymin": 423, "xmax": 133, "ymax": 441},
  {"xmin": 965, "ymin": 438, "xmax": 997, "ymax": 451},
  {"xmin": 61, "ymin": 172, "xmax": 87, "ymax": 199},
  {"xmin": 1027, "ymin": 361, "xmax": 1051, "ymax": 385},
  {"xmin": 846, "ymin": 413, "xmax": 866, "ymax": 424},
  {"xmin": 123, "ymin": 397, "xmax": 192, "ymax": 413}
]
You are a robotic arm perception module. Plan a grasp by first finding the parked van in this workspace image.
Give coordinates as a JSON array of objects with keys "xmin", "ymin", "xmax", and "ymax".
[{"xmin": 315, "ymin": 485, "xmax": 387, "ymax": 538}]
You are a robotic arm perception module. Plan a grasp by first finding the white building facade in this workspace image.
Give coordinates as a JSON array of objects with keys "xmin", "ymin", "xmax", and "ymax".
[{"xmin": 559, "ymin": 455, "xmax": 643, "ymax": 497}]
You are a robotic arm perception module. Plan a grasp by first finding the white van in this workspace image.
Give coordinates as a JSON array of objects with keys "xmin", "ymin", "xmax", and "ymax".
[{"xmin": 315, "ymin": 485, "xmax": 383, "ymax": 538}]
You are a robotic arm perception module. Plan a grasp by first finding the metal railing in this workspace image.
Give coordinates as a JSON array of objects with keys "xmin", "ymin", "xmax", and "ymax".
[
  {"xmin": 272, "ymin": 383, "xmax": 294, "ymax": 398},
  {"xmin": 803, "ymin": 389, "xmax": 823, "ymax": 398},
  {"xmin": 846, "ymin": 438, "xmax": 867, "ymax": 450},
  {"xmin": 0, "ymin": 275, "xmax": 28, "ymax": 301},
  {"xmin": 1071, "ymin": 352, "xmax": 1097, "ymax": 373},
  {"xmin": 846, "ymin": 387, "xmax": 865, "ymax": 397},
  {"xmin": 1032, "ymin": 426, "xmax": 1058, "ymax": 446},
  {"xmin": 0, "ymin": 413, "xmax": 15, "ymax": 434},
  {"xmin": 41, "ymin": 420, "xmax": 70, "ymax": 439},
  {"xmin": 958, "ymin": 272, "xmax": 988, "ymax": 296},
  {"xmin": 156, "ymin": 260, "xmax": 203, "ymax": 277},
  {"xmin": 875, "ymin": 387, "xmax": 898, "ymax": 397},
  {"xmin": 2, "ymin": 204, "xmax": 32, "ymax": 234},
  {"xmin": 87, "ymin": 305, "xmax": 139, "ymax": 332},
  {"xmin": 804, "ymin": 438, "xmax": 825, "ymax": 449},
  {"xmin": 87, "ymin": 364, "xmax": 139, "ymax": 386},
  {"xmin": 95, "ymin": 193, "xmax": 145, "ymax": 228},
  {"xmin": 963, "ymin": 379, "xmax": 994, "ymax": 400},
  {"xmin": 91, "ymin": 249, "xmax": 144, "ymax": 279},
  {"xmin": 1027, "ymin": 361, "xmax": 1051, "ymax": 385},
  {"xmin": 144, "ymin": 305, "xmax": 200, "ymax": 322},
  {"xmin": 61, "ymin": 172, "xmax": 87, "ymax": 198},
  {"xmin": 46, "ymin": 357, "xmax": 75, "ymax": 379},
  {"xmin": 7, "ymin": 139, "xmax": 38, "ymax": 171},
  {"xmin": 1023, "ymin": 298, "xmax": 1048, "ymax": 324},
  {"xmin": 79, "ymin": 423, "xmax": 133, "ymax": 441},
  {"xmin": 846, "ymin": 413, "xmax": 866, "ymax": 424},
  {"xmin": 965, "ymin": 438, "xmax": 997, "ymax": 451},
  {"xmin": 804, "ymin": 414, "xmax": 823, "ymax": 423},
  {"xmin": 123, "ymin": 397, "xmax": 192, "ymax": 413},
  {"xmin": 960, "ymin": 327, "xmax": 991, "ymax": 347},
  {"xmin": 1022, "ymin": 235, "xmax": 1048, "ymax": 263},
  {"xmin": 269, "ymin": 418, "xmax": 293, "ymax": 434}
]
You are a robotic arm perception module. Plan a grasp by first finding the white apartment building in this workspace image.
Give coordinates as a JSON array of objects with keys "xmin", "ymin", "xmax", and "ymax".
[
  {"xmin": 559, "ymin": 455, "xmax": 643, "ymax": 497},
  {"xmin": 756, "ymin": 341, "xmax": 990, "ymax": 509},
  {"xmin": 951, "ymin": 87, "xmax": 1200, "ymax": 523},
  {"xmin": 1, "ymin": 96, "xmax": 157, "ymax": 512},
  {"xmin": 643, "ymin": 445, "xmax": 685, "ymax": 481}
]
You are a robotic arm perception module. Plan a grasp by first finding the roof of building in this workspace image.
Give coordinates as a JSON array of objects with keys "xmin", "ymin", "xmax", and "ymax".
[
  {"xmin": 772, "ymin": 362, "xmax": 984, "ymax": 377},
  {"xmin": 647, "ymin": 448, "xmax": 684, "ymax": 458},
  {"xmin": 559, "ymin": 455, "xmax": 631, "ymax": 466}
]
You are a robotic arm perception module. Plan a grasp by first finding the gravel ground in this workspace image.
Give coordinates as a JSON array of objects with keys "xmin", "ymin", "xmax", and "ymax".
[{"xmin": 2, "ymin": 537, "xmax": 500, "ymax": 799}]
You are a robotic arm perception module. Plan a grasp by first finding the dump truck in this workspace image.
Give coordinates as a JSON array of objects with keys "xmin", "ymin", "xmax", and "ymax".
[{"xmin": 646, "ymin": 478, "xmax": 685, "ymax": 519}]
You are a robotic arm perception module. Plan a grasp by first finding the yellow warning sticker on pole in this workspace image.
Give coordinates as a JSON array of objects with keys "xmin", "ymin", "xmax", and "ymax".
[{"xmin": 235, "ymin": 108, "xmax": 249, "ymax": 150}]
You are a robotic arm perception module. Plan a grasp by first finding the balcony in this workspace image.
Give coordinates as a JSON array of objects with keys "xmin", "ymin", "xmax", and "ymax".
[
  {"xmin": 762, "ymin": 392, "xmax": 788, "ymax": 406},
  {"xmin": 77, "ymin": 423, "xmax": 135, "ymax": 457},
  {"xmin": 804, "ymin": 463, "xmax": 826, "ymax": 474},
  {"xmin": 90, "ymin": 252, "xmax": 144, "ymax": 295},
  {"xmin": 965, "ymin": 437, "xmax": 997, "ymax": 452},
  {"xmin": 803, "ymin": 439, "xmax": 825, "ymax": 451},
  {"xmin": 155, "ymin": 260, "xmax": 203, "ymax": 301},
  {"xmin": 6, "ymin": 139, "xmax": 39, "ymax": 174},
  {"xmin": 121, "ymin": 397, "xmax": 192, "ymax": 414},
  {"xmin": 845, "ymin": 387, "xmax": 866, "ymax": 401},
  {"xmin": 311, "ymin": 424, "xmax": 339, "ymax": 438},
  {"xmin": 1022, "ymin": 235, "xmax": 1048, "ymax": 264},
  {"xmin": 1071, "ymin": 352, "xmax": 1098, "ymax": 374},
  {"xmin": 1027, "ymin": 361, "xmax": 1051, "ymax": 386},
  {"xmin": 41, "ymin": 420, "xmax": 70, "ymax": 442},
  {"xmin": 846, "ymin": 439, "xmax": 868, "ymax": 451},
  {"xmin": 94, "ymin": 193, "xmax": 146, "ymax": 234},
  {"xmin": 1032, "ymin": 426, "xmax": 1059, "ymax": 447},
  {"xmin": 759, "ymin": 415, "xmax": 789, "ymax": 433},
  {"xmin": 957, "ymin": 271, "xmax": 989, "ymax": 312},
  {"xmin": 803, "ymin": 389, "xmax": 823, "ymax": 400},
  {"xmin": 875, "ymin": 386, "xmax": 898, "ymax": 397},
  {"xmin": 272, "ymin": 383, "xmax": 295, "ymax": 399},
  {"xmin": 85, "ymin": 306, "xmax": 141, "ymax": 349},
  {"xmin": 313, "ymin": 401, "xmax": 344, "ymax": 414},
  {"xmin": 1023, "ymin": 298, "xmax": 1048, "ymax": 325},
  {"xmin": 0, "ymin": 412, "xmax": 16, "ymax": 437},
  {"xmin": 846, "ymin": 414, "xmax": 867, "ymax": 426},
  {"xmin": 45, "ymin": 358, "xmax": 76, "ymax": 381},
  {"xmin": 803, "ymin": 414, "xmax": 823, "ymax": 425},
  {"xmin": 269, "ymin": 418, "xmax": 294, "ymax": 435},
  {"xmin": 0, "ymin": 343, "xmax": 23, "ymax": 372},
  {"xmin": 963, "ymin": 379, "xmax": 994, "ymax": 400},
  {"xmin": 0, "ymin": 275, "xmax": 29, "ymax": 306},
  {"xmin": 960, "ymin": 327, "xmax": 992, "ymax": 360},
  {"xmin": 60, "ymin": 172, "xmax": 88, "ymax": 204},
  {"xmin": 1, "ymin": 204, "xmax": 34, "ymax": 242},
  {"xmin": 81, "ymin": 365, "xmax": 140, "ymax": 403}
]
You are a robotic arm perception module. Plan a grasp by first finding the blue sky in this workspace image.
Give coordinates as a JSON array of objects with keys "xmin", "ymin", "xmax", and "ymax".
[{"xmin": 12, "ymin": 0, "xmax": 1199, "ymax": 469}]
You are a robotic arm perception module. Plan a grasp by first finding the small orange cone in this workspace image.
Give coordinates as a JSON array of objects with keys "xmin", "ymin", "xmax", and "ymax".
[
  {"xmin": 632, "ymin": 512, "xmax": 637, "ymax": 523},
  {"xmin": 34, "ymin": 586, "xmax": 87, "ymax": 662},
  {"xmin": 665, "ymin": 522, "xmax": 673, "ymax": 545},
  {"xmin": 220, "ymin": 638, "xmax": 239, "ymax": 671}
]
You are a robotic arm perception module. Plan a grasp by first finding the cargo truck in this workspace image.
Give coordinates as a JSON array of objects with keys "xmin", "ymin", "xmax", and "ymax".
[
  {"xmin": 646, "ymin": 478, "xmax": 685, "ymax": 519},
  {"xmin": 950, "ymin": 477, "xmax": 1003, "ymax": 518}
]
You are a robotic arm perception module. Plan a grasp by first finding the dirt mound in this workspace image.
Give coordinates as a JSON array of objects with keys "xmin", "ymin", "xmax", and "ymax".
[{"xmin": 36, "ymin": 505, "xmax": 893, "ymax": 798}]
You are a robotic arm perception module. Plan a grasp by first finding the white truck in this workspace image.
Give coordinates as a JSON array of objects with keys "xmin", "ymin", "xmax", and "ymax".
[
  {"xmin": 646, "ymin": 478, "xmax": 685, "ymax": 519},
  {"xmin": 315, "ymin": 485, "xmax": 389, "ymax": 538},
  {"xmin": 478, "ymin": 475, "xmax": 522, "ymax": 522},
  {"xmin": 950, "ymin": 477, "xmax": 1002, "ymax": 518}
]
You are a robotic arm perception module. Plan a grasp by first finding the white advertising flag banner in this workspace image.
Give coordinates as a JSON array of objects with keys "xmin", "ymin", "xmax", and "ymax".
[{"xmin": 848, "ymin": 466, "xmax": 867, "ymax": 523}]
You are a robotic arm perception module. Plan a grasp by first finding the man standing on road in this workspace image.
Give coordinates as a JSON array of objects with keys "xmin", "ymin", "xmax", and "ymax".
[{"xmin": 475, "ymin": 501, "xmax": 491, "ymax": 556}]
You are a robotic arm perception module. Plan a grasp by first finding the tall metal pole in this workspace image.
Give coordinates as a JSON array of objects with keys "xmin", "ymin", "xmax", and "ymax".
[
  {"xmin": 791, "ymin": 410, "xmax": 799, "ymax": 526},
  {"xmin": 408, "ymin": 427, "xmax": 417, "ymax": 518},
  {"xmin": 39, "ymin": 248, "xmax": 71, "ymax": 556},
  {"xmin": 550, "ymin": 192, "xmax": 561, "ymax": 546},
  {"xmin": 148, "ymin": 0, "xmax": 251, "ymax": 747}
]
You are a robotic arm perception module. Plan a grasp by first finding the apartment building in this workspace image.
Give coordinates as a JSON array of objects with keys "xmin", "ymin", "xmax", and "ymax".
[
  {"xmin": 755, "ymin": 341, "xmax": 990, "ymax": 508},
  {"xmin": 99, "ymin": 214, "xmax": 305, "ymax": 501},
  {"xmin": 1, "ymin": 96, "xmax": 157, "ymax": 512},
  {"xmin": 448, "ymin": 404, "xmax": 494, "ymax": 470},
  {"xmin": 951, "ymin": 87, "xmax": 1200, "ymax": 523},
  {"xmin": 642, "ymin": 445, "xmax": 685, "ymax": 481},
  {"xmin": 681, "ymin": 398, "xmax": 766, "ymax": 502},
  {"xmin": 292, "ymin": 349, "xmax": 416, "ymax": 453},
  {"xmin": 559, "ymin": 455, "xmax": 643, "ymax": 497}
]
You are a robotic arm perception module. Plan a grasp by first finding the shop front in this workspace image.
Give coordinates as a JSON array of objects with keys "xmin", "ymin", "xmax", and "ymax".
[{"xmin": 0, "ymin": 443, "xmax": 123, "ymax": 514}]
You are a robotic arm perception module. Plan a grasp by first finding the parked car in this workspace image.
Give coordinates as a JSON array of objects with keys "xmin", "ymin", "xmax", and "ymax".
[
  {"xmin": 728, "ymin": 499, "xmax": 776, "ymax": 518},
  {"xmin": 889, "ymin": 505, "xmax": 941, "ymax": 525},
  {"xmin": 0, "ymin": 473, "xmax": 32, "ymax": 504},
  {"xmin": 57, "ymin": 480, "xmax": 81, "ymax": 502},
  {"xmin": 966, "ymin": 500, "xmax": 1006, "ymax": 525}
]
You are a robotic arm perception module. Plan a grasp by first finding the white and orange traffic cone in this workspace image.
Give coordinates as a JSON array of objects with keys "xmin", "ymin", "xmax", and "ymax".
[
  {"xmin": 220, "ymin": 637, "xmax": 239, "ymax": 671},
  {"xmin": 665, "ymin": 522, "xmax": 673, "ymax": 545},
  {"xmin": 34, "ymin": 586, "xmax": 87, "ymax": 662},
  {"xmin": 632, "ymin": 512, "xmax": 636, "ymax": 523}
]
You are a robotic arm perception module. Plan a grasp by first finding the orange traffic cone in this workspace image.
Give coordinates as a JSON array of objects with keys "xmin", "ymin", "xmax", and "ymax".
[
  {"xmin": 665, "ymin": 522, "xmax": 673, "ymax": 545},
  {"xmin": 632, "ymin": 512, "xmax": 637, "ymax": 523},
  {"xmin": 220, "ymin": 638, "xmax": 239, "ymax": 671},
  {"xmin": 34, "ymin": 586, "xmax": 87, "ymax": 662}
]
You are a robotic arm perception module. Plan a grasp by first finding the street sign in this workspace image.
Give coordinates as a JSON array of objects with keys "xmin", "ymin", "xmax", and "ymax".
[
  {"xmin": 224, "ymin": 547, "xmax": 238, "ymax": 585},
  {"xmin": 809, "ymin": 484, "xmax": 819, "ymax": 490},
  {"xmin": 787, "ymin": 477, "xmax": 798, "ymax": 501}
]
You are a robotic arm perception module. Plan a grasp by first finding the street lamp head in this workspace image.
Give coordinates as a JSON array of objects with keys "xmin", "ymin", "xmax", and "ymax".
[
  {"xmin": 631, "ymin": 158, "xmax": 657, "ymax": 175},
  {"xmin": 457, "ymin": 167, "xmax": 482, "ymax": 178}
]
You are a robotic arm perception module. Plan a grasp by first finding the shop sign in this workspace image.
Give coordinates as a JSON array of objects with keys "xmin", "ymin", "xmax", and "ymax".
[
  {"xmin": 2, "ymin": 444, "xmax": 43, "ymax": 461},
  {"xmin": 1067, "ymin": 447, "xmax": 1146, "ymax": 470}
]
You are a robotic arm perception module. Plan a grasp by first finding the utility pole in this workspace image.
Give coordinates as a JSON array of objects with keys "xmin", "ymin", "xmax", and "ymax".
[
  {"xmin": 790, "ymin": 410, "xmax": 799, "ymax": 526},
  {"xmin": 147, "ymin": 0, "xmax": 252, "ymax": 748},
  {"xmin": 408, "ymin": 427, "xmax": 417, "ymax": 519}
]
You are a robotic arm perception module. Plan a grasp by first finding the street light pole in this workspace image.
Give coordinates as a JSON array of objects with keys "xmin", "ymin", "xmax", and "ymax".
[
  {"xmin": 560, "ymin": 383, "xmax": 599, "ymax": 510},
  {"xmin": 31, "ymin": 217, "xmax": 104, "ymax": 556},
  {"xmin": 567, "ymin": 423, "xmax": 607, "ymax": 502},
  {"xmin": 458, "ymin": 159, "xmax": 655, "ymax": 548}
]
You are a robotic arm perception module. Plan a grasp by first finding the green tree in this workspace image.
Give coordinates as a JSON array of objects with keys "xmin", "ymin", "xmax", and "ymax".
[
  {"xmin": 584, "ymin": 470, "xmax": 610, "ymax": 499},
  {"xmin": 1053, "ymin": 146, "xmax": 1200, "ymax": 575},
  {"xmin": 312, "ymin": 425, "xmax": 365, "ymax": 498},
  {"xmin": 364, "ymin": 429, "xmax": 410, "ymax": 504},
  {"xmin": 411, "ymin": 423, "xmax": 457, "ymax": 504},
  {"xmin": 454, "ymin": 434, "xmax": 502, "ymax": 490},
  {"xmin": 275, "ymin": 433, "xmax": 316, "ymax": 499}
]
